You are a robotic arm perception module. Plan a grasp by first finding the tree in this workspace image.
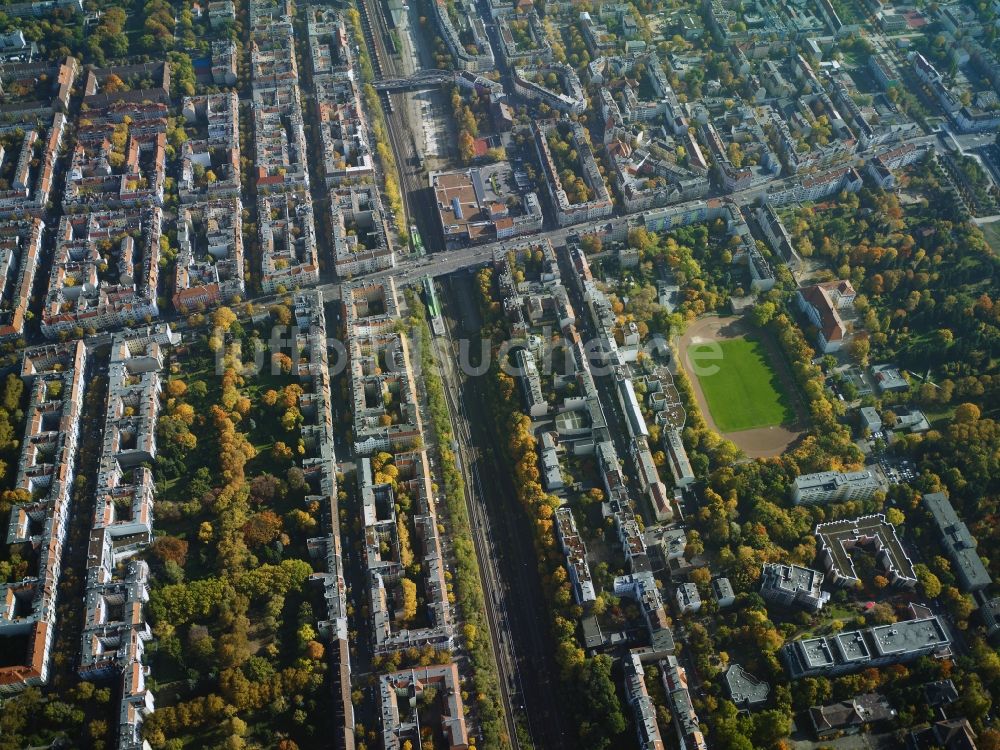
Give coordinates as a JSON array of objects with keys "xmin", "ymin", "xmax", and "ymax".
[
  {"xmin": 152, "ymin": 536, "xmax": 189, "ymax": 566},
  {"xmin": 979, "ymin": 730, "xmax": 1000, "ymax": 750},
  {"xmin": 580, "ymin": 234, "xmax": 602, "ymax": 254},
  {"xmin": 269, "ymin": 304, "xmax": 292, "ymax": 326},
  {"xmin": 198, "ymin": 521, "xmax": 214, "ymax": 543},
  {"xmin": 847, "ymin": 336, "xmax": 870, "ymax": 365},
  {"xmin": 727, "ymin": 141, "xmax": 743, "ymax": 168},
  {"xmin": 104, "ymin": 74, "xmax": 127, "ymax": 92},
  {"xmin": 458, "ymin": 131, "xmax": 476, "ymax": 164},
  {"xmin": 577, "ymin": 655, "xmax": 626, "ymax": 749},
  {"xmin": 685, "ymin": 530, "xmax": 705, "ymax": 560},
  {"xmin": 285, "ymin": 509, "xmax": 316, "ymax": 534},
  {"xmin": 158, "ymin": 415, "xmax": 197, "ymax": 454},
  {"xmin": 691, "ymin": 567, "xmax": 712, "ymax": 586},
  {"xmin": 3, "ymin": 373, "xmax": 23, "ymax": 412},
  {"xmin": 914, "ymin": 564, "xmax": 942, "ymax": 598},
  {"xmin": 956, "ymin": 673, "xmax": 993, "ymax": 723},
  {"xmin": 242, "ymin": 511, "xmax": 283, "ymax": 547},
  {"xmin": 287, "ymin": 467, "xmax": 307, "ymax": 491},
  {"xmin": 751, "ymin": 709, "xmax": 792, "ymax": 747},
  {"xmin": 212, "ymin": 306, "xmax": 237, "ymax": 331},
  {"xmin": 89, "ymin": 719, "xmax": 109, "ymax": 741},
  {"xmin": 281, "ymin": 407, "xmax": 303, "ymax": 432},
  {"xmin": 272, "ymin": 353, "xmax": 293, "ymax": 375},
  {"xmin": 955, "ymin": 403, "xmax": 981, "ymax": 423},
  {"xmin": 399, "ymin": 579, "xmax": 418, "ymax": 622},
  {"xmin": 750, "ymin": 301, "xmax": 777, "ymax": 328},
  {"xmin": 885, "ymin": 507, "xmax": 905, "ymax": 526}
]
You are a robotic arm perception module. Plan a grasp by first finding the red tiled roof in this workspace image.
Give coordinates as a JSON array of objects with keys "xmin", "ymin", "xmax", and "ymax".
[{"xmin": 801, "ymin": 285, "xmax": 846, "ymax": 343}]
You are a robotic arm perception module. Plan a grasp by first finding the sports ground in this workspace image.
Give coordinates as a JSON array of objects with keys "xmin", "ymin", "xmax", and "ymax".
[{"xmin": 679, "ymin": 316, "xmax": 806, "ymax": 457}]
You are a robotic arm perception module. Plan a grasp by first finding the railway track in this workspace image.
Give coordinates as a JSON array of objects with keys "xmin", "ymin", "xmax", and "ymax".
[
  {"xmin": 356, "ymin": 0, "xmax": 443, "ymax": 246},
  {"xmin": 437, "ymin": 302, "xmax": 525, "ymax": 750},
  {"xmin": 356, "ymin": 0, "xmax": 390, "ymax": 79},
  {"xmin": 442, "ymin": 274, "xmax": 571, "ymax": 750}
]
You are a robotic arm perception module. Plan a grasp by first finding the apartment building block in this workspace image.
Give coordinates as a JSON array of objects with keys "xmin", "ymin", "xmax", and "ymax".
[
  {"xmin": 922, "ymin": 492, "xmax": 991, "ymax": 592},
  {"xmin": 179, "ymin": 93, "xmax": 241, "ymax": 203},
  {"xmin": 610, "ymin": 139, "xmax": 710, "ymax": 213},
  {"xmin": 41, "ymin": 208, "xmax": 161, "ymax": 337},
  {"xmin": 258, "ymin": 192, "xmax": 319, "ymax": 293},
  {"xmin": 293, "ymin": 291, "xmax": 354, "ymax": 749},
  {"xmin": 591, "ymin": 54, "xmax": 687, "ymax": 133},
  {"xmin": 358, "ymin": 453, "xmax": 454, "ymax": 654},
  {"xmin": 343, "ymin": 279, "xmax": 422, "ymax": 455},
  {"xmin": 173, "ymin": 198, "xmax": 245, "ymax": 314},
  {"xmin": 555, "ymin": 507, "xmax": 596, "ymax": 604},
  {"xmin": 765, "ymin": 165, "xmax": 862, "ymax": 206},
  {"xmin": 207, "ymin": 0, "xmax": 235, "ymax": 27},
  {"xmin": 80, "ymin": 328, "xmax": 176, "ymax": 750},
  {"xmin": 431, "ymin": 0, "xmax": 494, "ymax": 72},
  {"xmin": 815, "ymin": 515, "xmax": 917, "ymax": 588},
  {"xmin": 675, "ymin": 582, "xmax": 702, "ymax": 614},
  {"xmin": 343, "ymin": 281, "xmax": 454, "ymax": 669},
  {"xmin": 624, "ymin": 650, "xmax": 666, "ymax": 750},
  {"xmin": 1, "ymin": 0, "xmax": 82, "ymax": 19},
  {"xmin": 0, "ymin": 341, "xmax": 85, "ymax": 694},
  {"xmin": 0, "ymin": 218, "xmax": 43, "ymax": 340},
  {"xmin": 712, "ymin": 577, "xmax": 735, "ymax": 608},
  {"xmin": 379, "ymin": 664, "xmax": 468, "ymax": 750},
  {"xmin": 331, "ymin": 185, "xmax": 394, "ymax": 278},
  {"xmin": 0, "ymin": 112, "xmax": 65, "ymax": 218},
  {"xmin": 534, "ymin": 120, "xmax": 613, "ymax": 227},
  {"xmin": 615, "ymin": 571, "xmax": 674, "ymax": 654},
  {"xmin": 211, "ymin": 39, "xmax": 238, "ymax": 85},
  {"xmin": 661, "ymin": 655, "xmax": 707, "ymax": 750},
  {"xmin": 314, "ymin": 75, "xmax": 375, "ymax": 187},
  {"xmin": 64, "ymin": 97, "xmax": 167, "ymax": 210},
  {"xmin": 0, "ymin": 56, "xmax": 76, "ymax": 122},
  {"xmin": 513, "ymin": 63, "xmax": 586, "ymax": 114},
  {"xmin": 497, "ymin": 11, "xmax": 552, "ymax": 65},
  {"xmin": 599, "ymin": 444, "xmax": 649, "ymax": 573}
]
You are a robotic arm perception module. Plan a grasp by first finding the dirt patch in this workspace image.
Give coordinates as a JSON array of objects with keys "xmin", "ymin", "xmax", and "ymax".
[{"xmin": 678, "ymin": 315, "xmax": 809, "ymax": 458}]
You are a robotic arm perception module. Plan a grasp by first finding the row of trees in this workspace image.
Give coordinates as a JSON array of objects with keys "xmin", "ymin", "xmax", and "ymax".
[
  {"xmin": 407, "ymin": 292, "xmax": 510, "ymax": 750},
  {"xmin": 344, "ymin": 10, "xmax": 405, "ymax": 241},
  {"xmin": 475, "ymin": 268, "xmax": 628, "ymax": 750}
]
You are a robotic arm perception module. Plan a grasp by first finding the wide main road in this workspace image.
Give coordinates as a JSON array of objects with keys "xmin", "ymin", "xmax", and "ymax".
[{"xmin": 312, "ymin": 127, "xmax": 944, "ymax": 302}]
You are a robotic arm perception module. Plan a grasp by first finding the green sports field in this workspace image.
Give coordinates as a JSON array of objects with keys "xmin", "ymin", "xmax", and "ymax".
[{"xmin": 688, "ymin": 337, "xmax": 796, "ymax": 432}]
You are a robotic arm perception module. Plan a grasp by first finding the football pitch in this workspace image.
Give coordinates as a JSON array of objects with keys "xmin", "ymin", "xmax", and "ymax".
[{"xmin": 688, "ymin": 337, "xmax": 796, "ymax": 433}]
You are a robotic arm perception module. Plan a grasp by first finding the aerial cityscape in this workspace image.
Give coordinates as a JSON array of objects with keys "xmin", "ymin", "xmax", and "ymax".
[{"xmin": 0, "ymin": 0, "xmax": 997, "ymax": 747}]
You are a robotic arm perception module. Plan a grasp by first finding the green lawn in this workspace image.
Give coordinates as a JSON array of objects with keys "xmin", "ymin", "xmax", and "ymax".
[
  {"xmin": 980, "ymin": 220, "xmax": 1000, "ymax": 255},
  {"xmin": 689, "ymin": 336, "xmax": 796, "ymax": 432}
]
